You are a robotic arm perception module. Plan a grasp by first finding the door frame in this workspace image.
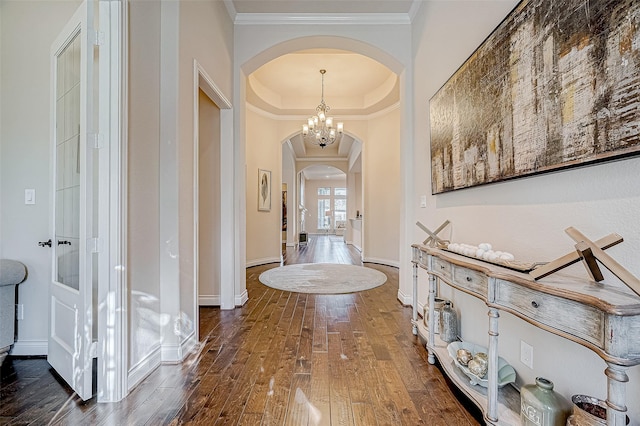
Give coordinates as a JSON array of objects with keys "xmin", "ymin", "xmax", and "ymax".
[
  {"xmin": 192, "ymin": 59, "xmax": 234, "ymax": 337},
  {"xmin": 95, "ymin": 0, "xmax": 128, "ymax": 402}
]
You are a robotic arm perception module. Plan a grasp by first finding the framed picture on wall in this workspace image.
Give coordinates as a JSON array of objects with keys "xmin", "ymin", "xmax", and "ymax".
[{"xmin": 258, "ymin": 168, "xmax": 271, "ymax": 211}]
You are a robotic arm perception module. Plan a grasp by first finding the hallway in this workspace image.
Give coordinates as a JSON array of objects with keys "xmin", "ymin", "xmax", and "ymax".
[{"xmin": 0, "ymin": 236, "xmax": 480, "ymax": 425}]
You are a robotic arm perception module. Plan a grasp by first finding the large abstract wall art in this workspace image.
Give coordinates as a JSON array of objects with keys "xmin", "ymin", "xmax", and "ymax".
[{"xmin": 430, "ymin": 0, "xmax": 640, "ymax": 194}]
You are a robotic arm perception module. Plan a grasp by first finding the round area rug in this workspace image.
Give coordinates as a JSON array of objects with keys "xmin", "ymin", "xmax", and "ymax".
[{"xmin": 258, "ymin": 263, "xmax": 387, "ymax": 294}]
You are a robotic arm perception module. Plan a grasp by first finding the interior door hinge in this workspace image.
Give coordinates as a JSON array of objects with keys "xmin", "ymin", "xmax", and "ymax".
[
  {"xmin": 93, "ymin": 31, "xmax": 105, "ymax": 46},
  {"xmin": 91, "ymin": 133, "xmax": 104, "ymax": 149},
  {"xmin": 90, "ymin": 237, "xmax": 103, "ymax": 254}
]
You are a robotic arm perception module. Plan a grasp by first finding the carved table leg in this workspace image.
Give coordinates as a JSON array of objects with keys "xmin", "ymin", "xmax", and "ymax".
[
  {"xmin": 487, "ymin": 308, "xmax": 500, "ymax": 423},
  {"xmin": 427, "ymin": 273, "xmax": 436, "ymax": 365},
  {"xmin": 412, "ymin": 263, "xmax": 418, "ymax": 336},
  {"xmin": 605, "ymin": 363, "xmax": 629, "ymax": 426}
]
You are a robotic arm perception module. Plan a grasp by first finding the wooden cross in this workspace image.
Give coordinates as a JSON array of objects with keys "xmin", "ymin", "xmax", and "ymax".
[
  {"xmin": 529, "ymin": 227, "xmax": 640, "ymax": 298},
  {"xmin": 416, "ymin": 220, "xmax": 450, "ymax": 247}
]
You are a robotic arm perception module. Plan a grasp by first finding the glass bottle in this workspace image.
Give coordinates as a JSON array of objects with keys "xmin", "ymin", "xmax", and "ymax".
[
  {"xmin": 520, "ymin": 377, "xmax": 572, "ymax": 426},
  {"xmin": 439, "ymin": 301, "xmax": 458, "ymax": 343}
]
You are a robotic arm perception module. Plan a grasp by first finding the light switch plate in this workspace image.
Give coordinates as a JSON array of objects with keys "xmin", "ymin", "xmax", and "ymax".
[
  {"xmin": 520, "ymin": 340, "xmax": 533, "ymax": 369},
  {"xmin": 420, "ymin": 195, "xmax": 427, "ymax": 208},
  {"xmin": 25, "ymin": 189, "xmax": 35, "ymax": 205}
]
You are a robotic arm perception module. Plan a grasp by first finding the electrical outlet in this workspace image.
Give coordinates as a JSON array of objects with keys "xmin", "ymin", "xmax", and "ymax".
[
  {"xmin": 520, "ymin": 340, "xmax": 533, "ymax": 369},
  {"xmin": 16, "ymin": 304, "xmax": 24, "ymax": 320}
]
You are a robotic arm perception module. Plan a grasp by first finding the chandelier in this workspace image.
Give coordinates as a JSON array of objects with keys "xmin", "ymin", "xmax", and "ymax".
[{"xmin": 302, "ymin": 69, "xmax": 344, "ymax": 148}]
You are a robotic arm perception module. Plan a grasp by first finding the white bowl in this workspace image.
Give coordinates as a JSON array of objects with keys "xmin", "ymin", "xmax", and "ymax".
[{"xmin": 447, "ymin": 341, "xmax": 516, "ymax": 388}]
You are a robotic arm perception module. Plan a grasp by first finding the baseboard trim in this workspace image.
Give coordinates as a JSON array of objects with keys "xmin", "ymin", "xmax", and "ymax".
[
  {"xmin": 397, "ymin": 288, "xmax": 412, "ymax": 306},
  {"xmin": 128, "ymin": 345, "xmax": 161, "ymax": 391},
  {"xmin": 161, "ymin": 330, "xmax": 197, "ymax": 364},
  {"xmin": 180, "ymin": 331, "xmax": 197, "ymax": 359},
  {"xmin": 199, "ymin": 295, "xmax": 220, "ymax": 306},
  {"xmin": 363, "ymin": 257, "xmax": 400, "ymax": 268},
  {"xmin": 161, "ymin": 343, "xmax": 182, "ymax": 364},
  {"xmin": 236, "ymin": 289, "xmax": 249, "ymax": 306},
  {"xmin": 10, "ymin": 339, "xmax": 47, "ymax": 356},
  {"xmin": 245, "ymin": 257, "xmax": 281, "ymax": 268}
]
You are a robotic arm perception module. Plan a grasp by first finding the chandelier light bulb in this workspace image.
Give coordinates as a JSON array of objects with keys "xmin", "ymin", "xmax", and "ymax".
[
  {"xmin": 326, "ymin": 117, "xmax": 333, "ymax": 128},
  {"xmin": 301, "ymin": 69, "xmax": 344, "ymax": 149}
]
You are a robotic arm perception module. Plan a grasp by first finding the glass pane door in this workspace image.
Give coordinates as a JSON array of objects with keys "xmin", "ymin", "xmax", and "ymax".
[
  {"xmin": 317, "ymin": 199, "xmax": 331, "ymax": 230},
  {"xmin": 55, "ymin": 32, "xmax": 81, "ymax": 290}
]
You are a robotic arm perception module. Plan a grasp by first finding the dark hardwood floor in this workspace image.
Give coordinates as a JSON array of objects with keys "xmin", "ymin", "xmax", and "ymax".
[{"xmin": 0, "ymin": 235, "xmax": 480, "ymax": 425}]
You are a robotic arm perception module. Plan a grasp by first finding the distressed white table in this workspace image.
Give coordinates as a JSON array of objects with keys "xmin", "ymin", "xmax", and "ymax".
[{"xmin": 411, "ymin": 244, "xmax": 640, "ymax": 426}]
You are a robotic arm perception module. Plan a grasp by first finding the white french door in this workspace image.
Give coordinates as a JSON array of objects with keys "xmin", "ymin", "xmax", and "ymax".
[{"xmin": 49, "ymin": 0, "xmax": 95, "ymax": 401}]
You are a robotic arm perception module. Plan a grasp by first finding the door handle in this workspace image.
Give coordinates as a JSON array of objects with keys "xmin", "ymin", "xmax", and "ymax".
[
  {"xmin": 57, "ymin": 240, "xmax": 71, "ymax": 246},
  {"xmin": 38, "ymin": 239, "xmax": 52, "ymax": 247}
]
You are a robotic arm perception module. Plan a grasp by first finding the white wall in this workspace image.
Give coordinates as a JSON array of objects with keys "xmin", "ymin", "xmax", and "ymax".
[
  {"xmin": 363, "ymin": 106, "xmax": 401, "ymax": 266},
  {"xmin": 128, "ymin": 0, "xmax": 234, "ymax": 376},
  {"xmin": 128, "ymin": 0, "xmax": 163, "ymax": 375},
  {"xmin": 412, "ymin": 1, "xmax": 640, "ymax": 421},
  {"xmin": 245, "ymin": 107, "xmax": 282, "ymax": 266},
  {"xmin": 0, "ymin": 0, "xmax": 81, "ymax": 355}
]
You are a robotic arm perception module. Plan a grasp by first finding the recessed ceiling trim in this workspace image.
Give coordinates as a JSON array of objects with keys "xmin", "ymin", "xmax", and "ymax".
[
  {"xmin": 234, "ymin": 13, "xmax": 411, "ymax": 25},
  {"xmin": 246, "ymin": 101, "xmax": 400, "ymax": 121},
  {"xmin": 297, "ymin": 157, "xmax": 349, "ymax": 162}
]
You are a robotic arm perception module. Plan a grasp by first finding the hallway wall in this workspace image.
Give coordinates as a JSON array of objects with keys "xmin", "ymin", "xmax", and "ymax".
[
  {"xmin": 0, "ymin": 0, "xmax": 81, "ymax": 355},
  {"xmin": 128, "ymin": 0, "xmax": 234, "ymax": 383},
  {"xmin": 363, "ymin": 106, "xmax": 401, "ymax": 266}
]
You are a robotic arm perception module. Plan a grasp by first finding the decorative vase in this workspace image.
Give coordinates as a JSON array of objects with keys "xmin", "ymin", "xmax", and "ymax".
[
  {"xmin": 520, "ymin": 377, "xmax": 571, "ymax": 426},
  {"xmin": 439, "ymin": 300, "xmax": 458, "ymax": 343},
  {"xmin": 424, "ymin": 297, "xmax": 447, "ymax": 333},
  {"xmin": 566, "ymin": 395, "xmax": 629, "ymax": 426}
]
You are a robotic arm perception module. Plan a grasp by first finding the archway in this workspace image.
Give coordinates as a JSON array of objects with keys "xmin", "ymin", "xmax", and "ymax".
[{"xmin": 239, "ymin": 34, "xmax": 408, "ymax": 296}]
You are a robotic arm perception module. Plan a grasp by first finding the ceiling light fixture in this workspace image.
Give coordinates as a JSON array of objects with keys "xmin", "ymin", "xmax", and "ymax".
[{"xmin": 302, "ymin": 69, "xmax": 344, "ymax": 149}]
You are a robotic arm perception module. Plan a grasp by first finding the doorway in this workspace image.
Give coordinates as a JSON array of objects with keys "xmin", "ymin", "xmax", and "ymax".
[{"xmin": 197, "ymin": 88, "xmax": 222, "ymax": 315}]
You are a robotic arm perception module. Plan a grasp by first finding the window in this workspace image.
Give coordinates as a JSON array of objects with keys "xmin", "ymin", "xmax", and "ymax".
[
  {"xmin": 316, "ymin": 186, "xmax": 347, "ymax": 232},
  {"xmin": 317, "ymin": 199, "xmax": 331, "ymax": 230},
  {"xmin": 334, "ymin": 188, "xmax": 347, "ymax": 230}
]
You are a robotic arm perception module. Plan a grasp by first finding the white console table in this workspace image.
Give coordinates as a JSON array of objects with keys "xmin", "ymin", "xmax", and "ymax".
[{"xmin": 411, "ymin": 244, "xmax": 640, "ymax": 426}]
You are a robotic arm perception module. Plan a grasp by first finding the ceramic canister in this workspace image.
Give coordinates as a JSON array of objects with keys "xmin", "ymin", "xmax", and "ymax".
[{"xmin": 520, "ymin": 377, "xmax": 571, "ymax": 426}]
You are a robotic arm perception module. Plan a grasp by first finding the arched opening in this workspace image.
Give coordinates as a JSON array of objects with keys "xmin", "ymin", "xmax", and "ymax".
[{"xmin": 242, "ymin": 38, "xmax": 403, "ymax": 270}]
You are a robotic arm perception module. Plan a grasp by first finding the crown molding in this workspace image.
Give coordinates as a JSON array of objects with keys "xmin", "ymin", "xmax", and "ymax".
[
  {"xmin": 297, "ymin": 157, "xmax": 348, "ymax": 162},
  {"xmin": 234, "ymin": 13, "xmax": 411, "ymax": 25},
  {"xmin": 246, "ymin": 101, "xmax": 400, "ymax": 121}
]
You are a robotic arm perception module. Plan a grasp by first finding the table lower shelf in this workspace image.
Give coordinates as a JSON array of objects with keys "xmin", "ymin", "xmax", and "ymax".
[{"xmin": 416, "ymin": 321, "xmax": 522, "ymax": 425}]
